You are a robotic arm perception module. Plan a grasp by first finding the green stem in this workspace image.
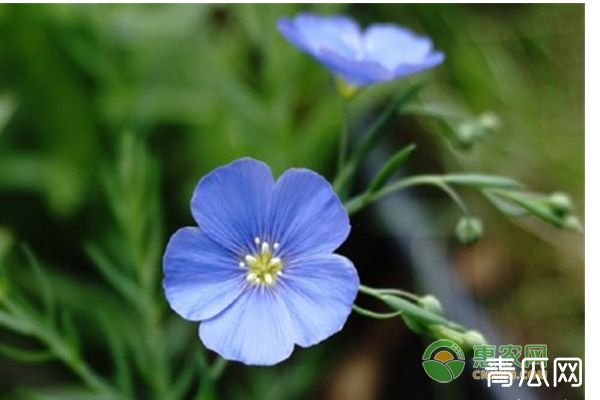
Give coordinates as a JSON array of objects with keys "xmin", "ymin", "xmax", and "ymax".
[
  {"xmin": 434, "ymin": 181, "xmax": 470, "ymax": 215},
  {"xmin": 209, "ymin": 357, "xmax": 228, "ymax": 381},
  {"xmin": 358, "ymin": 285, "xmax": 465, "ymax": 332},
  {"xmin": 333, "ymin": 83, "xmax": 424, "ymax": 195},
  {"xmin": 352, "ymin": 304, "xmax": 403, "ymax": 319},
  {"xmin": 337, "ymin": 101, "xmax": 349, "ymax": 174},
  {"xmin": 373, "ymin": 288, "xmax": 421, "ymax": 302},
  {"xmin": 345, "ymin": 175, "xmax": 446, "ymax": 215}
]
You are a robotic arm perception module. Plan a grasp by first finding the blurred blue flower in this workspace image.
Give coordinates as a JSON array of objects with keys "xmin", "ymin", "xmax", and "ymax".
[
  {"xmin": 277, "ymin": 13, "xmax": 444, "ymax": 86},
  {"xmin": 163, "ymin": 158, "xmax": 359, "ymax": 366}
]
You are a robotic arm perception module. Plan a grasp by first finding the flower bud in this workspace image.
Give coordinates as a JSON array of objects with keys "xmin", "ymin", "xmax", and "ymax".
[
  {"xmin": 549, "ymin": 192, "xmax": 572, "ymax": 216},
  {"xmin": 455, "ymin": 217, "xmax": 483, "ymax": 245},
  {"xmin": 478, "ymin": 112, "xmax": 500, "ymax": 132},
  {"xmin": 455, "ymin": 123, "xmax": 477, "ymax": 150},
  {"xmin": 335, "ymin": 77, "xmax": 362, "ymax": 100},
  {"xmin": 462, "ymin": 330, "xmax": 486, "ymax": 348},
  {"xmin": 418, "ymin": 294, "xmax": 444, "ymax": 316},
  {"xmin": 429, "ymin": 324, "xmax": 465, "ymax": 346},
  {"xmin": 562, "ymin": 215, "xmax": 583, "ymax": 232}
]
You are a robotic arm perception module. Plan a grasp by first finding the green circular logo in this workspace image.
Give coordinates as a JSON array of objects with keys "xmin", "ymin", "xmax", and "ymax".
[{"xmin": 421, "ymin": 339, "xmax": 466, "ymax": 383}]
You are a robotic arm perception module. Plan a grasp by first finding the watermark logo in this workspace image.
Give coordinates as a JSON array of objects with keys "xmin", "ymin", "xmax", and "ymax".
[
  {"xmin": 471, "ymin": 344, "xmax": 583, "ymax": 388},
  {"xmin": 422, "ymin": 339, "xmax": 465, "ymax": 383}
]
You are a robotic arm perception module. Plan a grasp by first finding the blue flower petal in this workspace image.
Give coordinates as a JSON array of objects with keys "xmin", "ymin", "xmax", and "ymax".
[
  {"xmin": 363, "ymin": 24, "xmax": 435, "ymax": 69},
  {"xmin": 277, "ymin": 13, "xmax": 361, "ymax": 59},
  {"xmin": 163, "ymin": 227, "xmax": 246, "ymax": 321},
  {"xmin": 267, "ymin": 168, "xmax": 350, "ymax": 259},
  {"xmin": 316, "ymin": 48, "xmax": 391, "ymax": 85},
  {"xmin": 392, "ymin": 51, "xmax": 445, "ymax": 78},
  {"xmin": 191, "ymin": 158, "xmax": 274, "ymax": 253},
  {"xmin": 281, "ymin": 254, "xmax": 359, "ymax": 347},
  {"xmin": 199, "ymin": 285, "xmax": 295, "ymax": 366}
]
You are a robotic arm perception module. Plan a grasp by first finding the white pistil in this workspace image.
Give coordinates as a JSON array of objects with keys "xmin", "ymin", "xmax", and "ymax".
[
  {"xmin": 244, "ymin": 255, "xmax": 257, "ymax": 265},
  {"xmin": 273, "ymin": 242, "xmax": 280, "ymax": 250},
  {"xmin": 254, "ymin": 237, "xmax": 260, "ymax": 245},
  {"xmin": 276, "ymin": 271, "xmax": 283, "ymax": 276},
  {"xmin": 239, "ymin": 261, "xmax": 245, "ymax": 268}
]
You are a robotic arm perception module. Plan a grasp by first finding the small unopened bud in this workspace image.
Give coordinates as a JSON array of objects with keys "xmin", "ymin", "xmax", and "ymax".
[
  {"xmin": 430, "ymin": 326, "xmax": 487, "ymax": 353},
  {"xmin": 430, "ymin": 324, "xmax": 464, "ymax": 345},
  {"xmin": 335, "ymin": 77, "xmax": 361, "ymax": 100},
  {"xmin": 402, "ymin": 315, "xmax": 430, "ymax": 335},
  {"xmin": 562, "ymin": 215, "xmax": 583, "ymax": 232},
  {"xmin": 418, "ymin": 295, "xmax": 444, "ymax": 316},
  {"xmin": 455, "ymin": 217, "xmax": 483, "ymax": 245},
  {"xmin": 455, "ymin": 123, "xmax": 476, "ymax": 150},
  {"xmin": 478, "ymin": 112, "xmax": 500, "ymax": 132},
  {"xmin": 462, "ymin": 330, "xmax": 486, "ymax": 348},
  {"xmin": 549, "ymin": 192, "xmax": 572, "ymax": 216}
]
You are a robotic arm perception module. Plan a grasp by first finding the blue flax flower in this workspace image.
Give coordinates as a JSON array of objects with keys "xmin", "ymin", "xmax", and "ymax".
[
  {"xmin": 163, "ymin": 158, "xmax": 359, "ymax": 365},
  {"xmin": 277, "ymin": 13, "xmax": 444, "ymax": 86}
]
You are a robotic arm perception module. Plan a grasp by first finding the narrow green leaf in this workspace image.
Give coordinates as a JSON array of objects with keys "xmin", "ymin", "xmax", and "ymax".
[
  {"xmin": 100, "ymin": 312, "xmax": 133, "ymax": 398},
  {"xmin": 441, "ymin": 174, "xmax": 522, "ymax": 189},
  {"xmin": 492, "ymin": 191, "xmax": 567, "ymax": 228},
  {"xmin": 13, "ymin": 386, "xmax": 112, "ymax": 400},
  {"xmin": 84, "ymin": 244, "xmax": 144, "ymax": 311},
  {"xmin": 0, "ymin": 342, "xmax": 55, "ymax": 363},
  {"xmin": 367, "ymin": 144, "xmax": 416, "ymax": 193},
  {"xmin": 0, "ymin": 309, "xmax": 33, "ymax": 335},
  {"xmin": 333, "ymin": 82, "xmax": 425, "ymax": 194},
  {"xmin": 170, "ymin": 355, "xmax": 198, "ymax": 400},
  {"xmin": 483, "ymin": 189, "xmax": 528, "ymax": 217},
  {"xmin": 60, "ymin": 310, "xmax": 80, "ymax": 354},
  {"xmin": 21, "ymin": 245, "xmax": 56, "ymax": 325}
]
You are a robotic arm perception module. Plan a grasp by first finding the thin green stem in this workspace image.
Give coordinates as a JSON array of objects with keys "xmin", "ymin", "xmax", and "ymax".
[
  {"xmin": 337, "ymin": 102, "xmax": 349, "ymax": 174},
  {"xmin": 209, "ymin": 357, "xmax": 228, "ymax": 381},
  {"xmin": 374, "ymin": 288, "xmax": 421, "ymax": 302},
  {"xmin": 352, "ymin": 304, "xmax": 403, "ymax": 319},
  {"xmin": 333, "ymin": 83, "xmax": 425, "ymax": 195},
  {"xmin": 358, "ymin": 284, "xmax": 382, "ymax": 298},
  {"xmin": 346, "ymin": 175, "xmax": 442, "ymax": 215},
  {"xmin": 345, "ymin": 174, "xmax": 474, "ymax": 216},
  {"xmin": 434, "ymin": 181, "xmax": 470, "ymax": 215},
  {"xmin": 358, "ymin": 285, "xmax": 466, "ymax": 333}
]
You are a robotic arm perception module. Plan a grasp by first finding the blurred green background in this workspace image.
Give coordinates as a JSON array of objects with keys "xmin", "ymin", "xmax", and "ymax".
[{"xmin": 0, "ymin": 4, "xmax": 583, "ymax": 400}]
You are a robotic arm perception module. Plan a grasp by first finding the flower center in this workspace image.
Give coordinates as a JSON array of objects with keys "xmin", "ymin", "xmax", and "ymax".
[{"xmin": 240, "ymin": 237, "xmax": 283, "ymax": 286}]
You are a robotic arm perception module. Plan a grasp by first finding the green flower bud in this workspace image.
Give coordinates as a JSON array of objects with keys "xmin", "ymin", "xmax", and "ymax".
[
  {"xmin": 429, "ymin": 326, "xmax": 486, "ymax": 353},
  {"xmin": 335, "ymin": 77, "xmax": 362, "ymax": 100},
  {"xmin": 455, "ymin": 217, "xmax": 483, "ymax": 245},
  {"xmin": 549, "ymin": 192, "xmax": 572, "ymax": 216},
  {"xmin": 402, "ymin": 315, "xmax": 431, "ymax": 335},
  {"xmin": 478, "ymin": 112, "xmax": 500, "ymax": 132},
  {"xmin": 429, "ymin": 324, "xmax": 465, "ymax": 346},
  {"xmin": 455, "ymin": 123, "xmax": 476, "ymax": 150},
  {"xmin": 418, "ymin": 294, "xmax": 444, "ymax": 316},
  {"xmin": 462, "ymin": 330, "xmax": 486, "ymax": 348},
  {"xmin": 562, "ymin": 215, "xmax": 583, "ymax": 232}
]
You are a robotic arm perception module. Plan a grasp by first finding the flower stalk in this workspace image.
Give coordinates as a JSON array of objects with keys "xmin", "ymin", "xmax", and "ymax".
[{"xmin": 356, "ymin": 285, "xmax": 485, "ymax": 351}]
